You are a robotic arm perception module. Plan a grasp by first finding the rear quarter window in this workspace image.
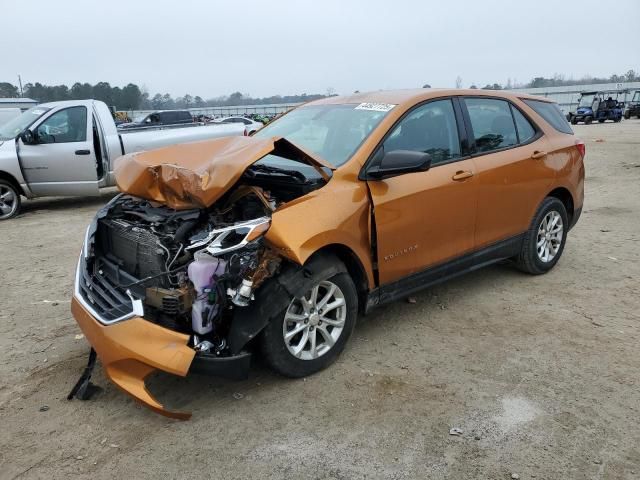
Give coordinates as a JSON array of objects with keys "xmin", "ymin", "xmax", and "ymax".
[{"xmin": 522, "ymin": 99, "xmax": 573, "ymax": 135}]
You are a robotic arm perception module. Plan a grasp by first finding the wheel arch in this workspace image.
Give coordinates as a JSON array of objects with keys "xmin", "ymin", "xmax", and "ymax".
[
  {"xmin": 306, "ymin": 244, "xmax": 371, "ymax": 313},
  {"xmin": 546, "ymin": 186, "xmax": 574, "ymax": 223},
  {"xmin": 0, "ymin": 171, "xmax": 25, "ymax": 196}
]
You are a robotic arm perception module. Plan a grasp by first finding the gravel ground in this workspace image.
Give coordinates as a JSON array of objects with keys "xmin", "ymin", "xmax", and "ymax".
[{"xmin": 1, "ymin": 120, "xmax": 639, "ymax": 480}]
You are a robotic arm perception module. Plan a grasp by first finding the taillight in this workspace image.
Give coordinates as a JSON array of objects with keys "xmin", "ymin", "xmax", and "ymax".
[{"xmin": 575, "ymin": 140, "xmax": 585, "ymax": 159}]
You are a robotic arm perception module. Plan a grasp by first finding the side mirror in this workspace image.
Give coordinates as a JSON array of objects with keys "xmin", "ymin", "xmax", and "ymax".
[
  {"xmin": 367, "ymin": 150, "xmax": 432, "ymax": 179},
  {"xmin": 20, "ymin": 129, "xmax": 36, "ymax": 145}
]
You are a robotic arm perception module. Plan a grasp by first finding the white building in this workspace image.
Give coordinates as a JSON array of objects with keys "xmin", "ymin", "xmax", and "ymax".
[{"xmin": 0, "ymin": 98, "xmax": 38, "ymax": 111}]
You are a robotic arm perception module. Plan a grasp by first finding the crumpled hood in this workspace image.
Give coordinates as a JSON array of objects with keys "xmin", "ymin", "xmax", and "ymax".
[{"xmin": 114, "ymin": 135, "xmax": 334, "ymax": 210}]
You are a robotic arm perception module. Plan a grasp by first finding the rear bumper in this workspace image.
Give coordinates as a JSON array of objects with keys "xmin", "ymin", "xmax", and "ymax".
[{"xmin": 71, "ymin": 297, "xmax": 251, "ymax": 419}]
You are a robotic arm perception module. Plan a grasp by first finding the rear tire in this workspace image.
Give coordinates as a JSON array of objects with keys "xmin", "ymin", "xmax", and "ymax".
[
  {"xmin": 585, "ymin": 116, "xmax": 593, "ymax": 125},
  {"xmin": 516, "ymin": 197, "xmax": 568, "ymax": 275},
  {"xmin": 571, "ymin": 117, "xmax": 579, "ymax": 125},
  {"xmin": 260, "ymin": 263, "xmax": 358, "ymax": 378},
  {"xmin": 0, "ymin": 180, "xmax": 21, "ymax": 220}
]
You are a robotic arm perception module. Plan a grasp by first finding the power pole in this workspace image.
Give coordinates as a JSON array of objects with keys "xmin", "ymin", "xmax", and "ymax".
[{"xmin": 18, "ymin": 75, "xmax": 24, "ymax": 97}]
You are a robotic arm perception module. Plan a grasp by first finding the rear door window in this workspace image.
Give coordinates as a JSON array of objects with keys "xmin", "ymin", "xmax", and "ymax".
[
  {"xmin": 464, "ymin": 98, "xmax": 518, "ymax": 153},
  {"xmin": 522, "ymin": 99, "xmax": 573, "ymax": 134},
  {"xmin": 383, "ymin": 99, "xmax": 461, "ymax": 166}
]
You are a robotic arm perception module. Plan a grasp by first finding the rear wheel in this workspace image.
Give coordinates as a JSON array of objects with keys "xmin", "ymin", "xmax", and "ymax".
[
  {"xmin": 516, "ymin": 197, "xmax": 568, "ymax": 275},
  {"xmin": 585, "ymin": 116, "xmax": 593, "ymax": 125},
  {"xmin": 0, "ymin": 180, "xmax": 21, "ymax": 220},
  {"xmin": 571, "ymin": 116, "xmax": 579, "ymax": 125},
  {"xmin": 624, "ymin": 111, "xmax": 631, "ymax": 119},
  {"xmin": 260, "ymin": 265, "xmax": 358, "ymax": 378}
]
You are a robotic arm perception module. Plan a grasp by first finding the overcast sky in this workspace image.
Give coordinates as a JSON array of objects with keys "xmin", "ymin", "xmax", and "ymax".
[{"xmin": 3, "ymin": 0, "xmax": 639, "ymax": 98}]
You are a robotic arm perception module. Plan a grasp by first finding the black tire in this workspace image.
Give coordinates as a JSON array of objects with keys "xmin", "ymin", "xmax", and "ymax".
[
  {"xmin": 571, "ymin": 117, "xmax": 579, "ymax": 125},
  {"xmin": 598, "ymin": 119, "xmax": 605, "ymax": 123},
  {"xmin": 624, "ymin": 111, "xmax": 630, "ymax": 120},
  {"xmin": 516, "ymin": 197, "xmax": 568, "ymax": 275},
  {"xmin": 0, "ymin": 179, "xmax": 21, "ymax": 220},
  {"xmin": 585, "ymin": 116, "xmax": 593, "ymax": 125},
  {"xmin": 260, "ymin": 262, "xmax": 358, "ymax": 378}
]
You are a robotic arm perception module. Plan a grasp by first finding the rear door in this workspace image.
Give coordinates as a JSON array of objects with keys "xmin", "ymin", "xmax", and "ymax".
[
  {"xmin": 461, "ymin": 97, "xmax": 555, "ymax": 248},
  {"xmin": 17, "ymin": 105, "xmax": 99, "ymax": 196},
  {"xmin": 366, "ymin": 98, "xmax": 478, "ymax": 285}
]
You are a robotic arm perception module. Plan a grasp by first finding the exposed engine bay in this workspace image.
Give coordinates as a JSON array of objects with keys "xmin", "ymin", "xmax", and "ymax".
[{"xmin": 79, "ymin": 165, "xmax": 326, "ymax": 357}]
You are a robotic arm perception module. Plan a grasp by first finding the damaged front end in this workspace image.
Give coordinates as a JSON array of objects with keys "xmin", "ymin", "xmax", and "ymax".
[{"xmin": 70, "ymin": 136, "xmax": 333, "ymax": 418}]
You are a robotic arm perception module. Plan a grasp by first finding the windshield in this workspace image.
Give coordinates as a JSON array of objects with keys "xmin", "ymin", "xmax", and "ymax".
[
  {"xmin": 253, "ymin": 103, "xmax": 393, "ymax": 167},
  {"xmin": 132, "ymin": 114, "xmax": 147, "ymax": 123},
  {"xmin": 578, "ymin": 94, "xmax": 596, "ymax": 107},
  {"xmin": 633, "ymin": 91, "xmax": 640, "ymax": 103},
  {"xmin": 0, "ymin": 106, "xmax": 51, "ymax": 141}
]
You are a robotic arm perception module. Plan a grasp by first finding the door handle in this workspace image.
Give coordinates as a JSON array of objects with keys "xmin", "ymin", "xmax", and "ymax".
[
  {"xmin": 531, "ymin": 150, "xmax": 547, "ymax": 159},
  {"xmin": 75, "ymin": 149, "xmax": 91, "ymax": 155},
  {"xmin": 452, "ymin": 170, "xmax": 474, "ymax": 181}
]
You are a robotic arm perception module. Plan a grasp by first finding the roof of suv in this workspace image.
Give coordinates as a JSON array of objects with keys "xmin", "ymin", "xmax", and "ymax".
[{"xmin": 309, "ymin": 88, "xmax": 553, "ymax": 109}]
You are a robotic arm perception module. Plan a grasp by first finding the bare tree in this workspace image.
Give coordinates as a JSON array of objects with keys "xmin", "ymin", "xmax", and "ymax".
[{"xmin": 455, "ymin": 76, "xmax": 463, "ymax": 89}]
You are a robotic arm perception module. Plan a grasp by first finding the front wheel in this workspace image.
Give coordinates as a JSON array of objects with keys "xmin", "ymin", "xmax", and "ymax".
[
  {"xmin": 585, "ymin": 116, "xmax": 593, "ymax": 125},
  {"xmin": 516, "ymin": 197, "xmax": 568, "ymax": 275},
  {"xmin": 0, "ymin": 180, "xmax": 21, "ymax": 220},
  {"xmin": 260, "ymin": 267, "xmax": 358, "ymax": 378}
]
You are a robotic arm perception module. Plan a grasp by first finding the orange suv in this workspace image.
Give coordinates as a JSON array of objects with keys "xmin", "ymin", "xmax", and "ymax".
[{"xmin": 70, "ymin": 89, "xmax": 585, "ymax": 418}]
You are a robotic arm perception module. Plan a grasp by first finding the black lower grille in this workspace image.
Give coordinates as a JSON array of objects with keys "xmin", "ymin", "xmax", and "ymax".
[{"xmin": 78, "ymin": 256, "xmax": 135, "ymax": 322}]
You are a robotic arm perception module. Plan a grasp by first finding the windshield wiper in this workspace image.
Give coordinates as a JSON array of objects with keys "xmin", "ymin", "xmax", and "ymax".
[{"xmin": 247, "ymin": 164, "xmax": 308, "ymax": 183}]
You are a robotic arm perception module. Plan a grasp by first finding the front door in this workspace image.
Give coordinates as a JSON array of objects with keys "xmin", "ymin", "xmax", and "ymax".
[
  {"xmin": 367, "ymin": 98, "xmax": 478, "ymax": 285},
  {"xmin": 18, "ymin": 105, "xmax": 99, "ymax": 196}
]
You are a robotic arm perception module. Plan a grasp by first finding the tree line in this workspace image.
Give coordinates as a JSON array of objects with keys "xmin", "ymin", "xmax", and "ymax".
[
  {"xmin": 0, "ymin": 81, "xmax": 330, "ymax": 111},
  {"xmin": 467, "ymin": 69, "xmax": 639, "ymax": 90},
  {"xmin": 0, "ymin": 69, "xmax": 638, "ymax": 110}
]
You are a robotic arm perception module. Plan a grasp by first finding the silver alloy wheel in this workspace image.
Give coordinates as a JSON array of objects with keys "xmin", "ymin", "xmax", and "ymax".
[
  {"xmin": 283, "ymin": 280, "xmax": 347, "ymax": 361},
  {"xmin": 0, "ymin": 185, "xmax": 18, "ymax": 219},
  {"xmin": 536, "ymin": 210, "xmax": 563, "ymax": 262}
]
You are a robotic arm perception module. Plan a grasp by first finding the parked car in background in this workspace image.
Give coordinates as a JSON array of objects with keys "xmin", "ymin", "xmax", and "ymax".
[
  {"xmin": 213, "ymin": 115, "xmax": 263, "ymax": 134},
  {"xmin": 118, "ymin": 110, "xmax": 193, "ymax": 129},
  {"xmin": 69, "ymin": 89, "xmax": 585, "ymax": 418},
  {"xmin": 0, "ymin": 108, "xmax": 21, "ymax": 127},
  {"xmin": 0, "ymin": 100, "xmax": 246, "ymax": 219},
  {"xmin": 624, "ymin": 90, "xmax": 640, "ymax": 119}
]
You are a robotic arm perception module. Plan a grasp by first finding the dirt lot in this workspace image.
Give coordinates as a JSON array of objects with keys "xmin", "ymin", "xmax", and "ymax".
[{"xmin": 1, "ymin": 120, "xmax": 639, "ymax": 480}]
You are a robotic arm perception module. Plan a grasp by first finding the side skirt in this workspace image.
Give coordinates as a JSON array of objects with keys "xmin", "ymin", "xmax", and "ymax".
[{"xmin": 365, "ymin": 234, "xmax": 524, "ymax": 312}]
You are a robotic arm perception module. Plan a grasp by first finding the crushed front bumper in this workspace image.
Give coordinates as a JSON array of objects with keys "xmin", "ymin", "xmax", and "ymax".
[{"xmin": 71, "ymin": 297, "xmax": 251, "ymax": 419}]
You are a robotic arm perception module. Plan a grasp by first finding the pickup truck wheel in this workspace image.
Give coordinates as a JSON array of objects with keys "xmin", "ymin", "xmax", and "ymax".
[
  {"xmin": 0, "ymin": 180, "xmax": 21, "ymax": 220},
  {"xmin": 260, "ymin": 269, "xmax": 357, "ymax": 378},
  {"xmin": 516, "ymin": 197, "xmax": 568, "ymax": 275}
]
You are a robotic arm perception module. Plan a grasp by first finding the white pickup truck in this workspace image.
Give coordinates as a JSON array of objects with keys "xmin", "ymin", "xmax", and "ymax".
[{"xmin": 0, "ymin": 100, "xmax": 246, "ymax": 220}]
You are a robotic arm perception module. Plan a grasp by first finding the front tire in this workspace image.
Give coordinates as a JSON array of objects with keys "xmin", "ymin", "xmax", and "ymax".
[
  {"xmin": 260, "ymin": 266, "xmax": 358, "ymax": 378},
  {"xmin": 516, "ymin": 197, "xmax": 568, "ymax": 275},
  {"xmin": 0, "ymin": 180, "xmax": 21, "ymax": 220}
]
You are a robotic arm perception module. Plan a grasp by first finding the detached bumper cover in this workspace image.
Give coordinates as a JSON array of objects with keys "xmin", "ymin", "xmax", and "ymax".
[{"xmin": 71, "ymin": 297, "xmax": 251, "ymax": 419}]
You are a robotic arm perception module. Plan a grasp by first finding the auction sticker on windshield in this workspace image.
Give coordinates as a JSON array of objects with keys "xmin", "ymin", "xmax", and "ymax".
[{"xmin": 355, "ymin": 103, "xmax": 396, "ymax": 112}]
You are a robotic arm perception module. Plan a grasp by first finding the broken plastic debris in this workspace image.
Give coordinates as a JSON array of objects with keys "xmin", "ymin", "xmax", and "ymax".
[
  {"xmin": 449, "ymin": 427, "xmax": 463, "ymax": 436},
  {"xmin": 232, "ymin": 392, "xmax": 244, "ymax": 400},
  {"xmin": 74, "ymin": 334, "xmax": 85, "ymax": 340},
  {"xmin": 406, "ymin": 297, "xmax": 417, "ymax": 304}
]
